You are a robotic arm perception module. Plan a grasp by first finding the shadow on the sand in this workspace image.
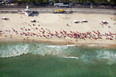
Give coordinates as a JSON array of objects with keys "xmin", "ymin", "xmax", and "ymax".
[{"xmin": 30, "ymin": 11, "xmax": 39, "ymax": 17}]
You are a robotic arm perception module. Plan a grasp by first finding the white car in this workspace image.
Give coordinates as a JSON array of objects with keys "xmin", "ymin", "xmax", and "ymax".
[{"xmin": 54, "ymin": 3, "xmax": 69, "ymax": 7}]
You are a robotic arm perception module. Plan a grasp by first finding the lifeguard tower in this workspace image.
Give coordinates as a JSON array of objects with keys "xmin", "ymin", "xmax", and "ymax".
[{"xmin": 24, "ymin": 5, "xmax": 33, "ymax": 16}]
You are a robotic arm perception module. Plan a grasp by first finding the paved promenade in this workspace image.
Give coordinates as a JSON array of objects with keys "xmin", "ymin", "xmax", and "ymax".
[{"xmin": 0, "ymin": 8, "xmax": 116, "ymax": 15}]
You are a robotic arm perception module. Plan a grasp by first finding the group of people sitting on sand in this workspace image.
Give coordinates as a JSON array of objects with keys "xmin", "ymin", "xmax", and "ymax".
[
  {"xmin": 8, "ymin": 23, "xmax": 116, "ymax": 40},
  {"xmin": 1, "ymin": 17, "xmax": 116, "ymax": 40}
]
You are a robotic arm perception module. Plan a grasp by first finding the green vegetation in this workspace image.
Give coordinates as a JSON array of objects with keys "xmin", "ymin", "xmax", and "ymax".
[{"xmin": 11, "ymin": 0, "xmax": 116, "ymax": 5}]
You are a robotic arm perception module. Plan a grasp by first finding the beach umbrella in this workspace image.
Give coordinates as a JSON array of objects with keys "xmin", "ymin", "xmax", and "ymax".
[
  {"xmin": 35, "ymin": 27, "xmax": 38, "ymax": 29},
  {"xmin": 55, "ymin": 31, "xmax": 57, "ymax": 34},
  {"xmin": 28, "ymin": 29, "xmax": 30, "ymax": 31}
]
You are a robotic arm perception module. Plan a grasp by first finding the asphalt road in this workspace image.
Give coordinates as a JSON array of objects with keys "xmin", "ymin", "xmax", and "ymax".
[{"xmin": 0, "ymin": 7, "xmax": 116, "ymax": 15}]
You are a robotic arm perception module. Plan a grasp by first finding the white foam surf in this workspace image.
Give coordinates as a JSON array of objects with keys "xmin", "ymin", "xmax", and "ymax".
[
  {"xmin": 0, "ymin": 44, "xmax": 29, "ymax": 58},
  {"xmin": 63, "ymin": 56, "xmax": 79, "ymax": 60},
  {"xmin": 0, "ymin": 43, "xmax": 116, "ymax": 65}
]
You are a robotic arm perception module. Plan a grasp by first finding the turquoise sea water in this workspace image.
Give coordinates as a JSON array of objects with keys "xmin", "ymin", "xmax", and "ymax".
[{"xmin": 0, "ymin": 42, "xmax": 116, "ymax": 77}]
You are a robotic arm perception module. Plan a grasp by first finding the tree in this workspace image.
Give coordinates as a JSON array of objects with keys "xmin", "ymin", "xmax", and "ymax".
[
  {"xmin": 53, "ymin": 0, "xmax": 59, "ymax": 3},
  {"xmin": 80, "ymin": 0, "xmax": 85, "ymax": 3},
  {"xmin": 94, "ymin": 0, "xmax": 108, "ymax": 3},
  {"xmin": 110, "ymin": 0, "xmax": 116, "ymax": 5},
  {"xmin": 35, "ymin": 0, "xmax": 41, "ymax": 4},
  {"xmin": 12, "ymin": 0, "xmax": 18, "ymax": 3},
  {"xmin": 43, "ymin": 0, "xmax": 49, "ymax": 3},
  {"xmin": 62, "ymin": 0, "xmax": 70, "ymax": 2}
]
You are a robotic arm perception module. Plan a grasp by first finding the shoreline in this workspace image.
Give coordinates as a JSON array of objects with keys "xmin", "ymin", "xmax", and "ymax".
[{"xmin": 0, "ymin": 35, "xmax": 116, "ymax": 49}]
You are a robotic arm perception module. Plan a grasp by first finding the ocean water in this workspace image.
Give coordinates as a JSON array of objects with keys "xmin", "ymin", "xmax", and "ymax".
[{"xmin": 0, "ymin": 42, "xmax": 116, "ymax": 77}]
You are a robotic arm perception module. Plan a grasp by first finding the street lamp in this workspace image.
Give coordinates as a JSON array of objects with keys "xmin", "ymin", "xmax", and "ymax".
[{"xmin": 90, "ymin": 0, "xmax": 93, "ymax": 8}]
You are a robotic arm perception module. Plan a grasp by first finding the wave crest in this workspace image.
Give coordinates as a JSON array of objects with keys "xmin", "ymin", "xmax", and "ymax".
[{"xmin": 0, "ymin": 43, "xmax": 116, "ymax": 65}]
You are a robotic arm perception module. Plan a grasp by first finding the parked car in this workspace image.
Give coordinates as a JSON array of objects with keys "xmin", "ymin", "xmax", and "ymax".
[{"xmin": 54, "ymin": 3, "xmax": 69, "ymax": 8}]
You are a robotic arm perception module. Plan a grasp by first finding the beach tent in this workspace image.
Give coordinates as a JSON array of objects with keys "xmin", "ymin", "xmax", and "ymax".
[
  {"xmin": 102, "ymin": 20, "xmax": 108, "ymax": 24},
  {"xmin": 2, "ymin": 17, "xmax": 8, "ymax": 20},
  {"xmin": 2, "ymin": 17, "xmax": 6, "ymax": 20},
  {"xmin": 31, "ymin": 19, "xmax": 36, "ymax": 22},
  {"xmin": 83, "ymin": 19, "xmax": 86, "ymax": 22},
  {"xmin": 82, "ymin": 19, "xmax": 88, "ymax": 22},
  {"xmin": 74, "ymin": 20, "xmax": 79, "ymax": 23}
]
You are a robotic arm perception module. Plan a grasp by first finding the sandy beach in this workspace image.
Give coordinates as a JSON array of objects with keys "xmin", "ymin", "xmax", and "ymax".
[{"xmin": 0, "ymin": 13, "xmax": 116, "ymax": 48}]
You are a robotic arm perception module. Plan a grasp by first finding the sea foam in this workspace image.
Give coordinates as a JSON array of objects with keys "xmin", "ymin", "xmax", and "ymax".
[{"xmin": 0, "ymin": 43, "xmax": 116, "ymax": 65}]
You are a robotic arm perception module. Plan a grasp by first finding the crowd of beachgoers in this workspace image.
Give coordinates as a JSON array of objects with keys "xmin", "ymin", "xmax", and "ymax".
[
  {"xmin": 0, "ymin": 13, "xmax": 116, "ymax": 43},
  {"xmin": 1, "ymin": 22, "xmax": 116, "ymax": 41}
]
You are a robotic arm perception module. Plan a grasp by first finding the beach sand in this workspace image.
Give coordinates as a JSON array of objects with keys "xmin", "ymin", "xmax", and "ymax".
[{"xmin": 0, "ymin": 13, "xmax": 116, "ymax": 48}]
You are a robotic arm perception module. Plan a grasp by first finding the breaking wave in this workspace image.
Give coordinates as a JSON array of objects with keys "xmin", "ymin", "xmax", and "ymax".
[
  {"xmin": 0, "ymin": 43, "xmax": 116, "ymax": 64},
  {"xmin": 0, "ymin": 43, "xmax": 29, "ymax": 58},
  {"xmin": 63, "ymin": 56, "xmax": 79, "ymax": 60}
]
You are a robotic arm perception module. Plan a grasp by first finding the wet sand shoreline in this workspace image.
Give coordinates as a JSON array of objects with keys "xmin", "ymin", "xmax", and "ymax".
[{"xmin": 0, "ymin": 35, "xmax": 116, "ymax": 49}]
